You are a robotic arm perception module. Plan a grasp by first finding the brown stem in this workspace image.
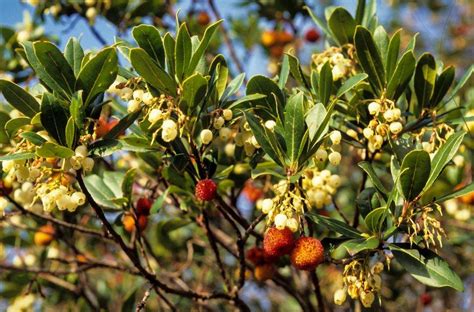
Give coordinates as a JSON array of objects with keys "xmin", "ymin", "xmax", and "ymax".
[{"xmin": 310, "ymin": 271, "xmax": 325, "ymax": 312}]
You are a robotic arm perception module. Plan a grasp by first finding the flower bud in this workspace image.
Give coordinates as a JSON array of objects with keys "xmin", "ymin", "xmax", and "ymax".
[
  {"xmin": 347, "ymin": 129, "xmax": 358, "ymax": 139},
  {"xmin": 224, "ymin": 143, "xmax": 235, "ymax": 157},
  {"xmin": 261, "ymin": 198, "xmax": 273, "ymax": 214},
  {"xmin": 315, "ymin": 149, "xmax": 327, "ymax": 162},
  {"xmin": 75, "ymin": 145, "xmax": 88, "ymax": 158},
  {"xmin": 286, "ymin": 218, "xmax": 299, "ymax": 232},
  {"xmin": 223, "ymin": 109, "xmax": 233, "ymax": 121},
  {"xmin": 85, "ymin": 7, "xmax": 97, "ymax": 24},
  {"xmin": 148, "ymin": 108, "xmax": 162, "ymax": 124},
  {"xmin": 200, "ymin": 129, "xmax": 213, "ymax": 145},
  {"xmin": 360, "ymin": 291, "xmax": 375, "ymax": 308},
  {"xmin": 368, "ymin": 102, "xmax": 381, "ymax": 115},
  {"xmin": 274, "ymin": 213, "xmax": 288, "ymax": 230},
  {"xmin": 142, "ymin": 92, "xmax": 154, "ymax": 105},
  {"xmin": 392, "ymin": 108, "xmax": 401, "ymax": 120},
  {"xmin": 384, "ymin": 109, "xmax": 395, "ymax": 122},
  {"xmin": 132, "ymin": 89, "xmax": 144, "ymax": 102},
  {"xmin": 15, "ymin": 167, "xmax": 29, "ymax": 183},
  {"xmin": 363, "ymin": 128, "xmax": 374, "ymax": 139},
  {"xmin": 264, "ymin": 120, "xmax": 276, "ymax": 131},
  {"xmin": 162, "ymin": 120, "xmax": 178, "ymax": 142},
  {"xmin": 328, "ymin": 151, "xmax": 341, "ymax": 166},
  {"xmin": 71, "ymin": 192, "xmax": 86, "ymax": 206},
  {"xmin": 127, "ymin": 99, "xmax": 141, "ymax": 113},
  {"xmin": 330, "ymin": 130, "xmax": 342, "ymax": 145},
  {"xmin": 219, "ymin": 127, "xmax": 232, "ymax": 141},
  {"xmin": 82, "ymin": 157, "xmax": 94, "ymax": 172},
  {"xmin": 213, "ymin": 117, "xmax": 225, "ymax": 129},
  {"xmin": 389, "ymin": 122, "xmax": 403, "ymax": 134},
  {"xmin": 328, "ymin": 175, "xmax": 341, "ymax": 188},
  {"xmin": 334, "ymin": 288, "xmax": 347, "ymax": 305}
]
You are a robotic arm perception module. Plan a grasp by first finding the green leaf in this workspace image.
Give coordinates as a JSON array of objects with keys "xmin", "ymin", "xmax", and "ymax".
[
  {"xmin": 76, "ymin": 47, "xmax": 118, "ymax": 106},
  {"xmin": 389, "ymin": 244, "xmax": 464, "ymax": 291},
  {"xmin": 306, "ymin": 103, "xmax": 327, "ymax": 141},
  {"xmin": 20, "ymin": 131, "xmax": 46, "ymax": 146},
  {"xmin": 246, "ymin": 75, "xmax": 285, "ymax": 119},
  {"xmin": 0, "ymin": 112, "xmax": 9, "ymax": 144},
  {"xmin": 84, "ymin": 174, "xmax": 123, "ymax": 209},
  {"xmin": 65, "ymin": 117, "xmax": 75, "ymax": 148},
  {"xmin": 0, "ymin": 80, "xmax": 40, "ymax": 117},
  {"xmin": 284, "ymin": 92, "xmax": 305, "ymax": 165},
  {"xmin": 70, "ymin": 91, "xmax": 85, "ymax": 129},
  {"xmin": 435, "ymin": 182, "xmax": 474, "ymax": 203},
  {"xmin": 244, "ymin": 112, "xmax": 284, "ymax": 167},
  {"xmin": 40, "ymin": 93, "xmax": 69, "ymax": 146},
  {"xmin": 319, "ymin": 62, "xmax": 333, "ymax": 105},
  {"xmin": 335, "ymin": 237, "xmax": 379, "ymax": 256},
  {"xmin": 423, "ymin": 131, "xmax": 465, "ymax": 193},
  {"xmin": 385, "ymin": 29, "xmax": 401, "ymax": 80},
  {"xmin": 305, "ymin": 6, "xmax": 332, "ymax": 40},
  {"xmin": 132, "ymin": 24, "xmax": 165, "ymax": 67},
  {"xmin": 414, "ymin": 53, "xmax": 437, "ymax": 111},
  {"xmin": 222, "ymin": 73, "xmax": 245, "ymax": 101},
  {"xmin": 430, "ymin": 66, "xmax": 455, "ymax": 108},
  {"xmin": 103, "ymin": 110, "xmax": 141, "ymax": 140},
  {"xmin": 328, "ymin": 7, "xmax": 356, "ymax": 45},
  {"xmin": 21, "ymin": 41, "xmax": 66, "ymax": 98},
  {"xmin": 441, "ymin": 64, "xmax": 472, "ymax": 106},
  {"xmin": 130, "ymin": 48, "xmax": 177, "ymax": 96},
  {"xmin": 307, "ymin": 213, "xmax": 363, "ymax": 239},
  {"xmin": 209, "ymin": 55, "xmax": 228, "ymax": 100},
  {"xmin": 186, "ymin": 20, "xmax": 223, "ymax": 77},
  {"xmin": 278, "ymin": 54, "xmax": 290, "ymax": 89},
  {"xmin": 64, "ymin": 37, "xmax": 84, "ymax": 77},
  {"xmin": 121, "ymin": 168, "xmax": 136, "ymax": 203},
  {"xmin": 386, "ymin": 51, "xmax": 416, "ymax": 101},
  {"xmin": 374, "ymin": 26, "xmax": 389, "ymax": 65},
  {"xmin": 5, "ymin": 117, "xmax": 30, "ymax": 138},
  {"xmin": 286, "ymin": 53, "xmax": 309, "ymax": 90},
  {"xmin": 163, "ymin": 33, "xmax": 176, "ymax": 79},
  {"xmin": 121, "ymin": 288, "xmax": 137, "ymax": 312},
  {"xmin": 34, "ymin": 41, "xmax": 75, "ymax": 97},
  {"xmin": 336, "ymin": 73, "xmax": 367, "ymax": 97},
  {"xmin": 399, "ymin": 150, "xmax": 431, "ymax": 201},
  {"xmin": 0, "ymin": 152, "xmax": 35, "ymax": 161},
  {"xmin": 354, "ymin": 26, "xmax": 386, "ymax": 94},
  {"xmin": 364, "ymin": 207, "xmax": 388, "ymax": 233},
  {"xmin": 88, "ymin": 139, "xmax": 123, "ymax": 157},
  {"xmin": 227, "ymin": 94, "xmax": 267, "ymax": 110},
  {"xmin": 36, "ymin": 142, "xmax": 74, "ymax": 158},
  {"xmin": 175, "ymin": 23, "xmax": 192, "ymax": 81},
  {"xmin": 180, "ymin": 73, "xmax": 208, "ymax": 113},
  {"xmin": 358, "ymin": 161, "xmax": 389, "ymax": 195}
]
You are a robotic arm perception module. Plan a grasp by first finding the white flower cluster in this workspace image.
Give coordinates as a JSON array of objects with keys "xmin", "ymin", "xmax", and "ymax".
[
  {"xmin": 303, "ymin": 169, "xmax": 341, "ymax": 209},
  {"xmin": 38, "ymin": 185, "xmax": 86, "ymax": 212},
  {"xmin": 69, "ymin": 145, "xmax": 94, "ymax": 172},
  {"xmin": 199, "ymin": 109, "xmax": 233, "ymax": 146},
  {"xmin": 312, "ymin": 47, "xmax": 355, "ymax": 81}
]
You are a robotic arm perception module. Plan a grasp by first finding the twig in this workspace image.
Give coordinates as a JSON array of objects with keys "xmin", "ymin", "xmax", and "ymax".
[
  {"xmin": 136, "ymin": 286, "xmax": 153, "ymax": 312},
  {"xmin": 310, "ymin": 271, "xmax": 325, "ymax": 312}
]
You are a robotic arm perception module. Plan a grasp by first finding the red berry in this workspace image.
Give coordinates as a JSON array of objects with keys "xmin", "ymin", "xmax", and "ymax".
[
  {"xmin": 246, "ymin": 247, "xmax": 266, "ymax": 265},
  {"xmin": 290, "ymin": 237, "xmax": 324, "ymax": 271},
  {"xmin": 136, "ymin": 197, "xmax": 152, "ymax": 215},
  {"xmin": 263, "ymin": 227, "xmax": 295, "ymax": 260},
  {"xmin": 305, "ymin": 28, "xmax": 320, "ymax": 43},
  {"xmin": 197, "ymin": 11, "xmax": 211, "ymax": 26},
  {"xmin": 420, "ymin": 293, "xmax": 432, "ymax": 306},
  {"xmin": 195, "ymin": 179, "xmax": 217, "ymax": 201}
]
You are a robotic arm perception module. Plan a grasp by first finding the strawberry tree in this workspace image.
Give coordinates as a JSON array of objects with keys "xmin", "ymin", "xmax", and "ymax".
[{"xmin": 0, "ymin": 0, "xmax": 473, "ymax": 311}]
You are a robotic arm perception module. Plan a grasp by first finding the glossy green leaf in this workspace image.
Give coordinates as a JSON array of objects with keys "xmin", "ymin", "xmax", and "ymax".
[
  {"xmin": 385, "ymin": 29, "xmax": 401, "ymax": 80},
  {"xmin": 132, "ymin": 24, "xmax": 165, "ymax": 67},
  {"xmin": 435, "ymin": 182, "xmax": 474, "ymax": 203},
  {"xmin": 328, "ymin": 7, "xmax": 356, "ymax": 45},
  {"xmin": 186, "ymin": 20, "xmax": 222, "ymax": 76},
  {"xmin": 180, "ymin": 73, "xmax": 208, "ymax": 113},
  {"xmin": 163, "ymin": 33, "xmax": 176, "ymax": 78},
  {"xmin": 306, "ymin": 103, "xmax": 327, "ymax": 141},
  {"xmin": 65, "ymin": 117, "xmax": 75, "ymax": 148},
  {"xmin": 64, "ymin": 37, "xmax": 84, "ymax": 77},
  {"xmin": 354, "ymin": 26, "xmax": 386, "ymax": 94},
  {"xmin": 390, "ymin": 244, "xmax": 464, "ymax": 291},
  {"xmin": 246, "ymin": 75, "xmax": 285, "ymax": 119},
  {"xmin": 414, "ymin": 53, "xmax": 437, "ymax": 111},
  {"xmin": 70, "ymin": 91, "xmax": 85, "ymax": 129},
  {"xmin": 441, "ymin": 64, "xmax": 472, "ymax": 106},
  {"xmin": 337, "ymin": 73, "xmax": 367, "ymax": 97},
  {"xmin": 307, "ymin": 213, "xmax": 363, "ymax": 239},
  {"xmin": 430, "ymin": 66, "xmax": 455, "ymax": 108},
  {"xmin": 319, "ymin": 62, "xmax": 333, "ymax": 105},
  {"xmin": 335, "ymin": 236, "xmax": 379, "ymax": 256},
  {"xmin": 386, "ymin": 51, "xmax": 416, "ymax": 100},
  {"xmin": 423, "ymin": 131, "xmax": 465, "ymax": 193},
  {"xmin": 40, "ymin": 93, "xmax": 69, "ymax": 146},
  {"xmin": 103, "ymin": 110, "xmax": 141, "ymax": 140},
  {"xmin": 358, "ymin": 161, "xmax": 389, "ymax": 195},
  {"xmin": 76, "ymin": 47, "xmax": 118, "ymax": 106},
  {"xmin": 209, "ymin": 55, "xmax": 228, "ymax": 100},
  {"xmin": 0, "ymin": 80, "xmax": 40, "ymax": 117},
  {"xmin": 279, "ymin": 54, "xmax": 290, "ymax": 89},
  {"xmin": 36, "ymin": 142, "xmax": 74, "ymax": 158},
  {"xmin": 34, "ymin": 41, "xmax": 75, "ymax": 97},
  {"xmin": 175, "ymin": 23, "xmax": 192, "ymax": 81},
  {"xmin": 121, "ymin": 168, "xmax": 137, "ymax": 203},
  {"xmin": 287, "ymin": 53, "xmax": 309, "ymax": 90},
  {"xmin": 130, "ymin": 48, "xmax": 177, "ymax": 96},
  {"xmin": 5, "ymin": 117, "xmax": 30, "ymax": 138},
  {"xmin": 20, "ymin": 131, "xmax": 46, "ymax": 146},
  {"xmin": 399, "ymin": 150, "xmax": 431, "ymax": 201},
  {"xmin": 0, "ymin": 152, "xmax": 35, "ymax": 161},
  {"xmin": 284, "ymin": 92, "xmax": 305, "ymax": 165},
  {"xmin": 364, "ymin": 207, "xmax": 388, "ymax": 233}
]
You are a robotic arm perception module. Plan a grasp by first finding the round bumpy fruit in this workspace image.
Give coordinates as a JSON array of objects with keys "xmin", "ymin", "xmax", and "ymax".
[
  {"xmin": 290, "ymin": 236, "xmax": 324, "ymax": 270},
  {"xmin": 34, "ymin": 224, "xmax": 55, "ymax": 246},
  {"xmin": 136, "ymin": 197, "xmax": 152, "ymax": 215},
  {"xmin": 195, "ymin": 179, "xmax": 217, "ymax": 201},
  {"xmin": 263, "ymin": 227, "xmax": 295, "ymax": 260},
  {"xmin": 254, "ymin": 263, "xmax": 276, "ymax": 282},
  {"xmin": 123, "ymin": 214, "xmax": 148, "ymax": 233},
  {"xmin": 246, "ymin": 247, "xmax": 266, "ymax": 265}
]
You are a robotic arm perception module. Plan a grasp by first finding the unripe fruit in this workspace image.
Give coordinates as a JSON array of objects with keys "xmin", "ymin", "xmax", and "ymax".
[
  {"xmin": 305, "ymin": 28, "xmax": 320, "ymax": 42},
  {"xmin": 136, "ymin": 197, "xmax": 152, "ymax": 215},
  {"xmin": 290, "ymin": 236, "xmax": 324, "ymax": 270},
  {"xmin": 254, "ymin": 263, "xmax": 276, "ymax": 282},
  {"xmin": 196, "ymin": 11, "xmax": 211, "ymax": 26},
  {"xmin": 34, "ymin": 224, "xmax": 55, "ymax": 246},
  {"xmin": 263, "ymin": 227, "xmax": 295, "ymax": 260},
  {"xmin": 261, "ymin": 30, "xmax": 277, "ymax": 47},
  {"xmin": 195, "ymin": 179, "xmax": 217, "ymax": 201}
]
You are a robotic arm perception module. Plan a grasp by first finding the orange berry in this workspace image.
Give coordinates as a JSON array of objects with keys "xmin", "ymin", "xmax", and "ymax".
[
  {"xmin": 246, "ymin": 247, "xmax": 266, "ymax": 265},
  {"xmin": 34, "ymin": 224, "xmax": 55, "ymax": 246},
  {"xmin": 254, "ymin": 263, "xmax": 276, "ymax": 282},
  {"xmin": 197, "ymin": 11, "xmax": 211, "ymax": 26},
  {"xmin": 263, "ymin": 227, "xmax": 295, "ymax": 260},
  {"xmin": 290, "ymin": 237, "xmax": 324, "ymax": 271},
  {"xmin": 277, "ymin": 31, "xmax": 293, "ymax": 44},
  {"xmin": 269, "ymin": 45, "xmax": 284, "ymax": 58},
  {"xmin": 123, "ymin": 214, "xmax": 148, "ymax": 233}
]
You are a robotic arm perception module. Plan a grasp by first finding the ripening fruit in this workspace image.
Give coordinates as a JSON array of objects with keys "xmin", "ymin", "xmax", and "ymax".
[
  {"xmin": 269, "ymin": 45, "xmax": 284, "ymax": 58},
  {"xmin": 34, "ymin": 224, "xmax": 55, "ymax": 246},
  {"xmin": 123, "ymin": 214, "xmax": 148, "ymax": 233},
  {"xmin": 195, "ymin": 179, "xmax": 217, "ymax": 201},
  {"xmin": 95, "ymin": 116, "xmax": 119, "ymax": 138},
  {"xmin": 261, "ymin": 30, "xmax": 277, "ymax": 47},
  {"xmin": 263, "ymin": 227, "xmax": 295, "ymax": 260},
  {"xmin": 246, "ymin": 247, "xmax": 266, "ymax": 265},
  {"xmin": 305, "ymin": 28, "xmax": 320, "ymax": 42},
  {"xmin": 196, "ymin": 11, "xmax": 211, "ymax": 26},
  {"xmin": 290, "ymin": 236, "xmax": 324, "ymax": 270},
  {"xmin": 420, "ymin": 293, "xmax": 432, "ymax": 306},
  {"xmin": 136, "ymin": 197, "xmax": 152, "ymax": 215},
  {"xmin": 254, "ymin": 263, "xmax": 276, "ymax": 282},
  {"xmin": 277, "ymin": 31, "xmax": 293, "ymax": 44}
]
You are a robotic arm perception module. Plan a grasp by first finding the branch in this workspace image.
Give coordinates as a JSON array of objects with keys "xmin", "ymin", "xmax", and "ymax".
[{"xmin": 310, "ymin": 271, "xmax": 325, "ymax": 312}]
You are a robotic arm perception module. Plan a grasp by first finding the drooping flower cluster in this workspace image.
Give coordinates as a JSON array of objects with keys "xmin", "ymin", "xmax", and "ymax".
[{"xmin": 334, "ymin": 259, "xmax": 384, "ymax": 308}]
